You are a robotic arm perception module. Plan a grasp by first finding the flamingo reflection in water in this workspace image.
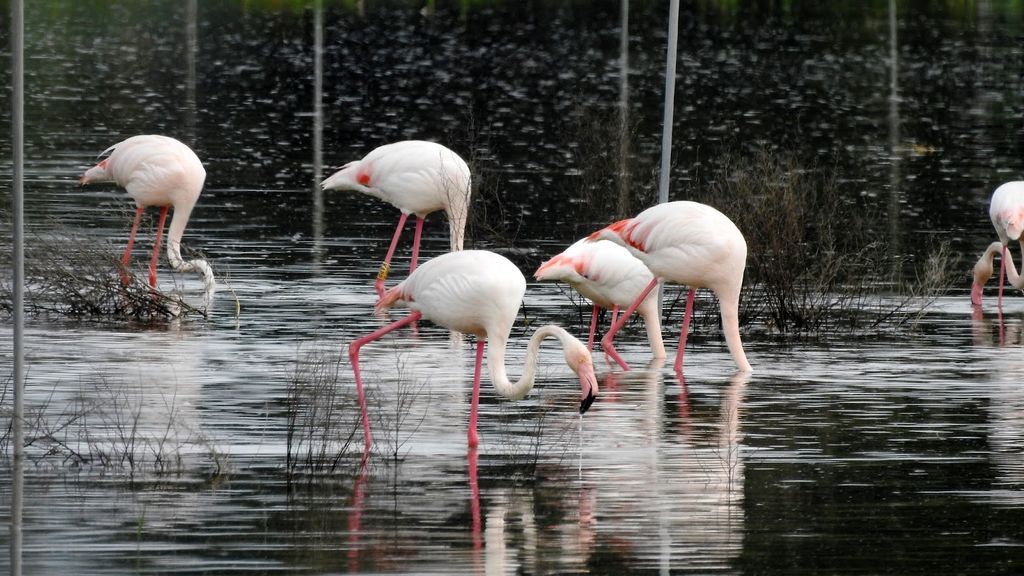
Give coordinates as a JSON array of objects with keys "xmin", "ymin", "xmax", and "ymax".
[{"xmin": 465, "ymin": 363, "xmax": 749, "ymax": 573}]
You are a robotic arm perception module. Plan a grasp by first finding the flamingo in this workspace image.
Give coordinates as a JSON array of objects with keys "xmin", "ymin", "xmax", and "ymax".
[
  {"xmin": 80, "ymin": 135, "xmax": 215, "ymax": 308},
  {"xmin": 348, "ymin": 250, "xmax": 599, "ymax": 449},
  {"xmin": 321, "ymin": 140, "xmax": 471, "ymax": 298},
  {"xmin": 535, "ymin": 238, "xmax": 666, "ymax": 359},
  {"xmin": 588, "ymin": 200, "xmax": 752, "ymax": 374},
  {"xmin": 971, "ymin": 182, "xmax": 1024, "ymax": 308}
]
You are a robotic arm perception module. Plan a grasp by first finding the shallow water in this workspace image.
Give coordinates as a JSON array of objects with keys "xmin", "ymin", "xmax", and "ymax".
[{"xmin": 3, "ymin": 1, "xmax": 1024, "ymax": 574}]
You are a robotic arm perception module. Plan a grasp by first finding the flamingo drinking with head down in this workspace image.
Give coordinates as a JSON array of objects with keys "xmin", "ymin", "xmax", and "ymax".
[
  {"xmin": 321, "ymin": 140, "xmax": 471, "ymax": 298},
  {"xmin": 588, "ymin": 201, "xmax": 752, "ymax": 374},
  {"xmin": 80, "ymin": 135, "xmax": 215, "ymax": 308},
  {"xmin": 972, "ymin": 182, "xmax": 1024, "ymax": 309},
  {"xmin": 348, "ymin": 250, "xmax": 599, "ymax": 449},
  {"xmin": 535, "ymin": 238, "xmax": 666, "ymax": 359}
]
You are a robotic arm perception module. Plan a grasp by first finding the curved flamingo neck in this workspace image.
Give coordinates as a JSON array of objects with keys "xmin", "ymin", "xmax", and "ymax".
[
  {"xmin": 166, "ymin": 205, "xmax": 216, "ymax": 308},
  {"xmin": 716, "ymin": 286, "xmax": 751, "ymax": 372},
  {"xmin": 486, "ymin": 325, "xmax": 579, "ymax": 400},
  {"xmin": 447, "ymin": 205, "xmax": 467, "ymax": 251},
  {"xmin": 996, "ymin": 241, "xmax": 1024, "ymax": 289},
  {"xmin": 445, "ymin": 182, "xmax": 470, "ymax": 252},
  {"xmin": 636, "ymin": 297, "xmax": 667, "ymax": 359}
]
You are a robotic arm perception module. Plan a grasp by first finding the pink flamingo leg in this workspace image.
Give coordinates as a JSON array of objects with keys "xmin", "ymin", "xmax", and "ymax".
[
  {"xmin": 148, "ymin": 206, "xmax": 169, "ymax": 289},
  {"xmin": 998, "ymin": 244, "xmax": 1006, "ymax": 309},
  {"xmin": 375, "ymin": 212, "xmax": 410, "ymax": 298},
  {"xmin": 674, "ymin": 288, "xmax": 696, "ymax": 374},
  {"xmin": 121, "ymin": 207, "xmax": 144, "ymax": 284},
  {"xmin": 123, "ymin": 207, "xmax": 143, "ymax": 266},
  {"xmin": 601, "ymin": 278, "xmax": 659, "ymax": 371},
  {"xmin": 409, "ymin": 216, "xmax": 425, "ymax": 274},
  {"xmin": 610, "ymin": 305, "xmax": 619, "ymax": 326},
  {"xmin": 348, "ymin": 310, "xmax": 423, "ymax": 448},
  {"xmin": 468, "ymin": 338, "xmax": 485, "ymax": 448},
  {"xmin": 586, "ymin": 304, "xmax": 599, "ymax": 352}
]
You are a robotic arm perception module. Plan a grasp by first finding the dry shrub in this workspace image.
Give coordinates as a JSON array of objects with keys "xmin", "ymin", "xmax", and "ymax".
[
  {"xmin": 286, "ymin": 344, "xmax": 361, "ymax": 483},
  {"xmin": 0, "ymin": 228, "xmax": 204, "ymax": 320},
  {"xmin": 694, "ymin": 149, "xmax": 950, "ymax": 334}
]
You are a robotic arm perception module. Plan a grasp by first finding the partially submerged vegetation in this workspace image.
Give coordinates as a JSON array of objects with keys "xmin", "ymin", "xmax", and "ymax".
[
  {"xmin": 0, "ymin": 225, "xmax": 206, "ymax": 320},
  {"xmin": 696, "ymin": 150, "xmax": 951, "ymax": 334}
]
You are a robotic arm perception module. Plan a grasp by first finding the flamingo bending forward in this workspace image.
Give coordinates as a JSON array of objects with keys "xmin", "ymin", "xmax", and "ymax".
[
  {"xmin": 535, "ymin": 238, "xmax": 666, "ymax": 359},
  {"xmin": 975, "ymin": 240, "xmax": 1024, "ymax": 301},
  {"xmin": 80, "ymin": 135, "xmax": 215, "ymax": 308},
  {"xmin": 321, "ymin": 140, "xmax": 471, "ymax": 298},
  {"xmin": 348, "ymin": 250, "xmax": 599, "ymax": 449},
  {"xmin": 972, "ymin": 181, "xmax": 1024, "ymax": 308},
  {"xmin": 588, "ymin": 200, "xmax": 752, "ymax": 373}
]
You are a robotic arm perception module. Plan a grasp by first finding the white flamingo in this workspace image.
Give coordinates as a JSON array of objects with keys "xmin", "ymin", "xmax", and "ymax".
[
  {"xmin": 321, "ymin": 140, "xmax": 471, "ymax": 298},
  {"xmin": 348, "ymin": 250, "xmax": 598, "ymax": 449}
]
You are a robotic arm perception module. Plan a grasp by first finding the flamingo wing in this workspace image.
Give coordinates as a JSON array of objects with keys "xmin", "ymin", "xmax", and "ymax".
[{"xmin": 390, "ymin": 250, "xmax": 525, "ymax": 337}]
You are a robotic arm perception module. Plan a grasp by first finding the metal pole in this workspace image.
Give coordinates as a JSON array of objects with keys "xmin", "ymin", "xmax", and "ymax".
[
  {"xmin": 185, "ymin": 0, "xmax": 198, "ymax": 143},
  {"xmin": 887, "ymin": 0, "xmax": 901, "ymax": 264},
  {"xmin": 11, "ymin": 0, "xmax": 26, "ymax": 573},
  {"xmin": 311, "ymin": 0, "xmax": 325, "ymax": 271},
  {"xmin": 616, "ymin": 0, "xmax": 630, "ymax": 218},
  {"xmin": 657, "ymin": 0, "xmax": 679, "ymax": 205},
  {"xmin": 656, "ymin": 0, "xmax": 680, "ymax": 314}
]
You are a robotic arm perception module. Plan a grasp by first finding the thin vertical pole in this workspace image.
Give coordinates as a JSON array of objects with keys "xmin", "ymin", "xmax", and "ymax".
[
  {"xmin": 11, "ymin": 0, "xmax": 26, "ymax": 573},
  {"xmin": 657, "ymin": 0, "xmax": 680, "ymax": 205},
  {"xmin": 185, "ymin": 0, "xmax": 198, "ymax": 144},
  {"xmin": 313, "ymin": 0, "xmax": 324, "ymax": 187},
  {"xmin": 616, "ymin": 0, "xmax": 630, "ymax": 218},
  {"xmin": 656, "ymin": 0, "xmax": 680, "ymax": 315},
  {"xmin": 312, "ymin": 0, "xmax": 325, "ymax": 270},
  {"xmin": 887, "ymin": 0, "xmax": 901, "ymax": 265}
]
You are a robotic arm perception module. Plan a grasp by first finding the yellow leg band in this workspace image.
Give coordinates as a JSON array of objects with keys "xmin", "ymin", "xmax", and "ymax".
[{"xmin": 376, "ymin": 262, "xmax": 390, "ymax": 281}]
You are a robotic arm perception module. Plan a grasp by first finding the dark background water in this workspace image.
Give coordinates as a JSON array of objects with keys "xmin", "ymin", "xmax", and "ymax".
[{"xmin": 1, "ymin": 0, "xmax": 1024, "ymax": 574}]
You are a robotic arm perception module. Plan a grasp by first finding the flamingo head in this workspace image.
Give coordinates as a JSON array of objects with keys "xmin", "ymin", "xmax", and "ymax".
[
  {"xmin": 320, "ymin": 161, "xmax": 361, "ymax": 191},
  {"xmin": 587, "ymin": 219, "xmax": 648, "ymax": 254},
  {"xmin": 534, "ymin": 254, "xmax": 584, "ymax": 284},
  {"xmin": 79, "ymin": 159, "xmax": 110, "ymax": 186},
  {"xmin": 565, "ymin": 343, "xmax": 598, "ymax": 414}
]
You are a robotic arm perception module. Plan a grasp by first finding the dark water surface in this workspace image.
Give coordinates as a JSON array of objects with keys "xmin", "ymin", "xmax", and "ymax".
[{"xmin": 2, "ymin": 0, "xmax": 1024, "ymax": 574}]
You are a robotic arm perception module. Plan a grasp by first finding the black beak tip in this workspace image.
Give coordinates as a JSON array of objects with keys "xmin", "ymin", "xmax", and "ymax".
[{"xmin": 579, "ymin": 390, "xmax": 597, "ymax": 415}]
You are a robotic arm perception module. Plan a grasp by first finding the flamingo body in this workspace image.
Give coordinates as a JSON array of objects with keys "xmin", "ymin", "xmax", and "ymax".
[
  {"xmin": 349, "ymin": 250, "xmax": 598, "ymax": 449},
  {"xmin": 80, "ymin": 135, "xmax": 215, "ymax": 308},
  {"xmin": 972, "ymin": 182, "xmax": 1024, "ymax": 308},
  {"xmin": 590, "ymin": 201, "xmax": 751, "ymax": 373},
  {"xmin": 535, "ymin": 238, "xmax": 665, "ymax": 358},
  {"xmin": 388, "ymin": 250, "xmax": 526, "ymax": 338},
  {"xmin": 322, "ymin": 140, "xmax": 471, "ymax": 296},
  {"xmin": 989, "ymin": 182, "xmax": 1024, "ymax": 244}
]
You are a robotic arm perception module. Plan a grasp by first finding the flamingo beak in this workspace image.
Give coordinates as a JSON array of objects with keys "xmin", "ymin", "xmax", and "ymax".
[{"xmin": 578, "ymin": 360, "xmax": 598, "ymax": 415}]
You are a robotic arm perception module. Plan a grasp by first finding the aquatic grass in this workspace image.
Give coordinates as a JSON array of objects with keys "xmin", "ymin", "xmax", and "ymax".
[
  {"xmin": 286, "ymin": 343, "xmax": 362, "ymax": 483},
  {"xmin": 372, "ymin": 352, "xmax": 431, "ymax": 463},
  {"xmin": 0, "ymin": 218, "xmax": 207, "ymax": 320}
]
